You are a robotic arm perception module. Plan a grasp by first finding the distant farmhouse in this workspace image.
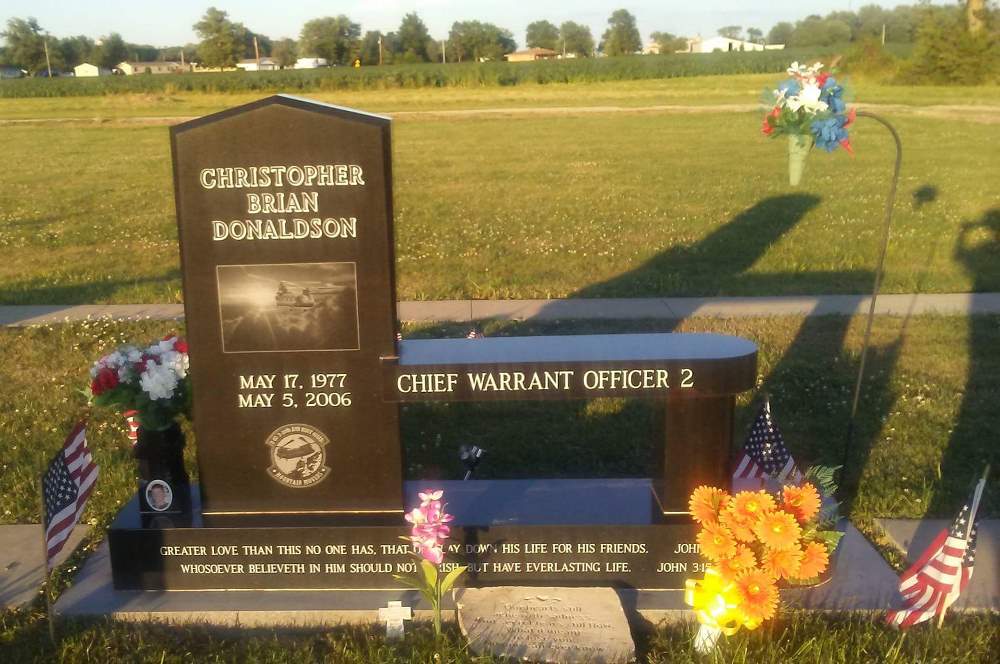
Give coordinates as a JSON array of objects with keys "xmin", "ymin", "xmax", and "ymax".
[
  {"xmin": 294, "ymin": 57, "xmax": 329, "ymax": 69},
  {"xmin": 73, "ymin": 62, "xmax": 112, "ymax": 77},
  {"xmin": 118, "ymin": 61, "xmax": 192, "ymax": 75},
  {"xmin": 505, "ymin": 47, "xmax": 560, "ymax": 63},
  {"xmin": 680, "ymin": 36, "xmax": 784, "ymax": 53},
  {"xmin": 236, "ymin": 57, "xmax": 280, "ymax": 72}
]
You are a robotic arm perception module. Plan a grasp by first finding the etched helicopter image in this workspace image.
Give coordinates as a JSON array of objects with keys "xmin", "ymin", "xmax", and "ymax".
[
  {"xmin": 217, "ymin": 262, "xmax": 359, "ymax": 352},
  {"xmin": 274, "ymin": 280, "xmax": 347, "ymax": 308},
  {"xmin": 273, "ymin": 435, "xmax": 324, "ymax": 479}
]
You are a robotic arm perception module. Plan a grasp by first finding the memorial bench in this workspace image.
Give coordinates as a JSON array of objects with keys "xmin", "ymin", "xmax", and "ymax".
[{"xmin": 384, "ymin": 332, "xmax": 757, "ymax": 513}]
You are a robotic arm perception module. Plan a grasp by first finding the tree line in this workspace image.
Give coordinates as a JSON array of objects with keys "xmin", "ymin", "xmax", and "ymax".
[{"xmin": 1, "ymin": 3, "xmax": 995, "ymax": 75}]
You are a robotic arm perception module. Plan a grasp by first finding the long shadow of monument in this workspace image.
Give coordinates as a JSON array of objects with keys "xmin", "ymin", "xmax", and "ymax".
[
  {"xmin": 926, "ymin": 208, "xmax": 1000, "ymax": 517},
  {"xmin": 565, "ymin": 194, "xmax": 903, "ymax": 515},
  {"xmin": 404, "ymin": 194, "xmax": 906, "ymax": 519}
]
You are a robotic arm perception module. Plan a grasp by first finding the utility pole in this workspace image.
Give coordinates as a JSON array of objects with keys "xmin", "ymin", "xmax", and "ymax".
[
  {"xmin": 967, "ymin": 0, "xmax": 985, "ymax": 34},
  {"xmin": 253, "ymin": 35, "xmax": 260, "ymax": 70},
  {"xmin": 378, "ymin": 34, "xmax": 383, "ymax": 65},
  {"xmin": 441, "ymin": 40, "xmax": 446, "ymax": 64},
  {"xmin": 562, "ymin": 38, "xmax": 566, "ymax": 59},
  {"xmin": 881, "ymin": 23, "xmax": 886, "ymax": 46},
  {"xmin": 43, "ymin": 37, "xmax": 52, "ymax": 78}
]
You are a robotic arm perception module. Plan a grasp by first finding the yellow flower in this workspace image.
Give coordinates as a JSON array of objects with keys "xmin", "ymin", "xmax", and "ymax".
[
  {"xmin": 734, "ymin": 569, "xmax": 779, "ymax": 625},
  {"xmin": 717, "ymin": 545, "xmax": 757, "ymax": 582},
  {"xmin": 697, "ymin": 521, "xmax": 738, "ymax": 561},
  {"xmin": 689, "ymin": 485, "xmax": 730, "ymax": 525},
  {"xmin": 797, "ymin": 541, "xmax": 831, "ymax": 580},
  {"xmin": 723, "ymin": 491, "xmax": 776, "ymax": 542},
  {"xmin": 782, "ymin": 483, "xmax": 821, "ymax": 523},
  {"xmin": 753, "ymin": 510, "xmax": 802, "ymax": 551},
  {"xmin": 761, "ymin": 546, "xmax": 803, "ymax": 580},
  {"xmin": 719, "ymin": 505, "xmax": 756, "ymax": 542}
]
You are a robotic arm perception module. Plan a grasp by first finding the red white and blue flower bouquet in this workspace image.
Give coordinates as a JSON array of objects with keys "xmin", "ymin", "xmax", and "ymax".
[{"xmin": 762, "ymin": 61, "xmax": 855, "ymax": 186}]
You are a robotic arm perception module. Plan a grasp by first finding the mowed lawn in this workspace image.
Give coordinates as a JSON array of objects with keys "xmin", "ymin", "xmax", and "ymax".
[
  {"xmin": 1, "ymin": 104, "xmax": 997, "ymax": 304},
  {"xmin": 1, "ymin": 314, "xmax": 998, "ymax": 661},
  {"xmin": 2, "ymin": 74, "xmax": 1000, "ymax": 119}
]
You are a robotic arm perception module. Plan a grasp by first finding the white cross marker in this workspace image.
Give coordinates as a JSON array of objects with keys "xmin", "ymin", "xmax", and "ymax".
[{"xmin": 378, "ymin": 600, "xmax": 412, "ymax": 641}]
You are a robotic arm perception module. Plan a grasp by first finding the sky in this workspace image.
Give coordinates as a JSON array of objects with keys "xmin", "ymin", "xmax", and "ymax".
[{"xmin": 1, "ymin": 1, "xmax": 934, "ymax": 47}]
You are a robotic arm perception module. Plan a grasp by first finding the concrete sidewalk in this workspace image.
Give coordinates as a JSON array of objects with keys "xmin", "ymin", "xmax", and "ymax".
[{"xmin": 2, "ymin": 293, "xmax": 999, "ymax": 327}]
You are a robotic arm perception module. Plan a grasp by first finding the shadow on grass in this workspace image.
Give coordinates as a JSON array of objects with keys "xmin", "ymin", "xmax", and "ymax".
[
  {"xmin": 0, "ymin": 269, "xmax": 182, "ymax": 306},
  {"xmin": 403, "ymin": 194, "xmax": 920, "ymax": 521},
  {"xmin": 927, "ymin": 208, "xmax": 1000, "ymax": 517}
]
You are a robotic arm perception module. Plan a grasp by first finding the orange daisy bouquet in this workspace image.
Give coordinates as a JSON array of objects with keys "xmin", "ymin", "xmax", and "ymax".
[{"xmin": 684, "ymin": 467, "xmax": 843, "ymax": 652}]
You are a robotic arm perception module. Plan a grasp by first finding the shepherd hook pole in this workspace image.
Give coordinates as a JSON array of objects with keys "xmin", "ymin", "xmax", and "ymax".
[{"xmin": 842, "ymin": 110, "xmax": 902, "ymax": 484}]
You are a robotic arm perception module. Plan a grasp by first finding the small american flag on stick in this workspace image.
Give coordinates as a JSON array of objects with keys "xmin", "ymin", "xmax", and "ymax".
[
  {"xmin": 42, "ymin": 422, "xmax": 98, "ymax": 565},
  {"xmin": 732, "ymin": 398, "xmax": 802, "ymax": 491},
  {"xmin": 886, "ymin": 472, "xmax": 987, "ymax": 629}
]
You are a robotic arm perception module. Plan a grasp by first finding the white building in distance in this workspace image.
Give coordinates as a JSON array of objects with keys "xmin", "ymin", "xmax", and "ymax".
[
  {"xmin": 680, "ymin": 36, "xmax": 784, "ymax": 53},
  {"xmin": 294, "ymin": 57, "xmax": 329, "ymax": 69},
  {"xmin": 236, "ymin": 57, "xmax": 280, "ymax": 72},
  {"xmin": 118, "ymin": 61, "xmax": 191, "ymax": 75},
  {"xmin": 73, "ymin": 62, "xmax": 111, "ymax": 77}
]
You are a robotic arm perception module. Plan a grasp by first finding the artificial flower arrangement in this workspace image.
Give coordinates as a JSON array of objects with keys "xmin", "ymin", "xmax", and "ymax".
[
  {"xmin": 89, "ymin": 334, "xmax": 191, "ymax": 432},
  {"xmin": 762, "ymin": 61, "xmax": 855, "ymax": 185},
  {"xmin": 685, "ymin": 467, "xmax": 843, "ymax": 652},
  {"xmin": 394, "ymin": 489, "xmax": 468, "ymax": 638}
]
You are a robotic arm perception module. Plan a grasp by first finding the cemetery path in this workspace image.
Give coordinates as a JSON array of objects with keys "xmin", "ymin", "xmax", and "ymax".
[
  {"xmin": 2, "ymin": 103, "xmax": 997, "ymax": 126},
  {"xmin": 2, "ymin": 293, "xmax": 999, "ymax": 327}
]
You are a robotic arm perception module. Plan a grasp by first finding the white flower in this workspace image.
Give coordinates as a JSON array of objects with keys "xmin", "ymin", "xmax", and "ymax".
[
  {"xmin": 139, "ymin": 362, "xmax": 179, "ymax": 400},
  {"xmin": 786, "ymin": 83, "xmax": 828, "ymax": 114}
]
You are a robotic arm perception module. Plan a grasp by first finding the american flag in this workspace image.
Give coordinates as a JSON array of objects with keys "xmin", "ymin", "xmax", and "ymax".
[
  {"xmin": 42, "ymin": 422, "xmax": 98, "ymax": 565},
  {"xmin": 732, "ymin": 399, "xmax": 801, "ymax": 491},
  {"xmin": 886, "ymin": 479, "xmax": 985, "ymax": 629},
  {"xmin": 123, "ymin": 409, "xmax": 140, "ymax": 446}
]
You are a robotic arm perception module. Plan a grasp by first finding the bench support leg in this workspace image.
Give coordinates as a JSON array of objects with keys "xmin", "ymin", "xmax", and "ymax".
[{"xmin": 656, "ymin": 395, "xmax": 735, "ymax": 515}]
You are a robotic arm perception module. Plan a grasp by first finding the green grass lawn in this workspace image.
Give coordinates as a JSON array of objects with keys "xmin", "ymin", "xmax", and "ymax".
[
  {"xmin": 1, "ymin": 74, "xmax": 998, "ymax": 120},
  {"xmin": 0, "ymin": 314, "xmax": 998, "ymax": 661},
  {"xmin": 1, "ymin": 611, "xmax": 995, "ymax": 663},
  {"xmin": 1, "ymin": 109, "xmax": 997, "ymax": 304}
]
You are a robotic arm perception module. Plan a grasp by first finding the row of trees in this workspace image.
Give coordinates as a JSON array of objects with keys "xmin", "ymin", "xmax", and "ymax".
[
  {"xmin": 3, "ymin": 3, "xmax": 994, "ymax": 74},
  {"xmin": 0, "ymin": 17, "xmax": 137, "ymax": 74},
  {"xmin": 765, "ymin": 3, "xmax": 959, "ymax": 47}
]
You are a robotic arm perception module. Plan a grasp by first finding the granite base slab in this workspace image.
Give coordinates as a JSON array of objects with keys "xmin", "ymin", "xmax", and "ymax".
[
  {"xmin": 0, "ymin": 524, "xmax": 90, "ymax": 609},
  {"xmin": 55, "ymin": 542, "xmax": 692, "ymax": 626}
]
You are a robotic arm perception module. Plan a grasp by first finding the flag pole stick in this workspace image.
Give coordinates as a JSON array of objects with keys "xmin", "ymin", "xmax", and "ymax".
[
  {"xmin": 936, "ymin": 464, "xmax": 990, "ymax": 628},
  {"xmin": 39, "ymin": 477, "xmax": 56, "ymax": 644}
]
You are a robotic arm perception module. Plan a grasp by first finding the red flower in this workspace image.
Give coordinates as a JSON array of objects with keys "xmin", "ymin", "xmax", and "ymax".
[
  {"xmin": 174, "ymin": 339, "xmax": 189, "ymax": 354},
  {"xmin": 844, "ymin": 107, "xmax": 856, "ymax": 127},
  {"xmin": 816, "ymin": 72, "xmax": 830, "ymax": 87},
  {"xmin": 91, "ymin": 367, "xmax": 120, "ymax": 395},
  {"xmin": 761, "ymin": 106, "xmax": 780, "ymax": 135},
  {"xmin": 840, "ymin": 139, "xmax": 854, "ymax": 155}
]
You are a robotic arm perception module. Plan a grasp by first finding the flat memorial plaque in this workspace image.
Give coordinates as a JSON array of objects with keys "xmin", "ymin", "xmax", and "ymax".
[
  {"xmin": 457, "ymin": 586, "xmax": 636, "ymax": 664},
  {"xmin": 171, "ymin": 96, "xmax": 402, "ymax": 516}
]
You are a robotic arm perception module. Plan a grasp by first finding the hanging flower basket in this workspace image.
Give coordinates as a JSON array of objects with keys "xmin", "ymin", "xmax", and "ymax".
[{"xmin": 762, "ymin": 61, "xmax": 855, "ymax": 187}]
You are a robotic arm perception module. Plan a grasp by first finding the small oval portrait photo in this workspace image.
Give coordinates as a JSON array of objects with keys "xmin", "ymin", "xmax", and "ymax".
[{"xmin": 145, "ymin": 479, "xmax": 173, "ymax": 512}]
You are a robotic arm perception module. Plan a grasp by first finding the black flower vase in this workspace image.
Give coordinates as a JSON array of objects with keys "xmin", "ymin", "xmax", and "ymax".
[{"xmin": 134, "ymin": 422, "xmax": 191, "ymax": 515}]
